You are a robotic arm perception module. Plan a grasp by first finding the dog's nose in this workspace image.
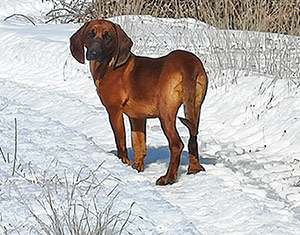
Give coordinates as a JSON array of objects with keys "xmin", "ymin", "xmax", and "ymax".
[
  {"xmin": 86, "ymin": 41, "xmax": 102, "ymax": 61},
  {"xmin": 91, "ymin": 51, "xmax": 98, "ymax": 57},
  {"xmin": 87, "ymin": 49, "xmax": 100, "ymax": 61}
]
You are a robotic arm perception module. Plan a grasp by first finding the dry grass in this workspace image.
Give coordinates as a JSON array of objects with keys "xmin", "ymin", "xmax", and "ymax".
[
  {"xmin": 0, "ymin": 155, "xmax": 133, "ymax": 234},
  {"xmin": 21, "ymin": 167, "xmax": 133, "ymax": 235},
  {"xmin": 45, "ymin": 0, "xmax": 300, "ymax": 36},
  {"xmin": 0, "ymin": 125, "xmax": 133, "ymax": 234}
]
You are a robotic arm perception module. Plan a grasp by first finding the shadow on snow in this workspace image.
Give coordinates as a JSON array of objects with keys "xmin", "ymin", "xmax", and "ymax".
[{"xmin": 111, "ymin": 147, "xmax": 217, "ymax": 167}]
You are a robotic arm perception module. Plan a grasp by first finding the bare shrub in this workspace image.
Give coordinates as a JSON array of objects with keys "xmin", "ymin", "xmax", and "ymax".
[{"xmin": 44, "ymin": 0, "xmax": 299, "ymax": 36}]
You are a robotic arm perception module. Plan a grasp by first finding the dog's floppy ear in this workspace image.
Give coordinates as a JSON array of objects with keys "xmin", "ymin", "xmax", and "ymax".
[
  {"xmin": 114, "ymin": 24, "xmax": 133, "ymax": 69},
  {"xmin": 70, "ymin": 22, "xmax": 89, "ymax": 64}
]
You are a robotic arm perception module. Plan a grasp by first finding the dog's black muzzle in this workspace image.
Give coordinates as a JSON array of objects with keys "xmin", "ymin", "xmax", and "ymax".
[{"xmin": 86, "ymin": 42, "xmax": 102, "ymax": 61}]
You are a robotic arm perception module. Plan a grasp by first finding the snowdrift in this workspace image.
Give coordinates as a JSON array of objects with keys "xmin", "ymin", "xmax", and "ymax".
[{"xmin": 0, "ymin": 0, "xmax": 300, "ymax": 234}]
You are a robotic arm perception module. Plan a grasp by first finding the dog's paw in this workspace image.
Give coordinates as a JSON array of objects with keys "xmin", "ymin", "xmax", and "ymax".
[
  {"xmin": 132, "ymin": 162, "xmax": 145, "ymax": 172},
  {"xmin": 187, "ymin": 155, "xmax": 206, "ymax": 174},
  {"xmin": 121, "ymin": 156, "xmax": 132, "ymax": 165},
  {"xmin": 187, "ymin": 164, "xmax": 205, "ymax": 175},
  {"xmin": 155, "ymin": 175, "xmax": 177, "ymax": 186}
]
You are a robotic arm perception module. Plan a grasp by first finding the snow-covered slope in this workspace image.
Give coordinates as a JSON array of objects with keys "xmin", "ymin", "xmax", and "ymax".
[{"xmin": 0, "ymin": 0, "xmax": 300, "ymax": 234}]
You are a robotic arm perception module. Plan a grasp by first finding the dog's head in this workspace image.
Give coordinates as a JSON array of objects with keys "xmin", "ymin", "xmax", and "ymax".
[{"xmin": 70, "ymin": 20, "xmax": 133, "ymax": 68}]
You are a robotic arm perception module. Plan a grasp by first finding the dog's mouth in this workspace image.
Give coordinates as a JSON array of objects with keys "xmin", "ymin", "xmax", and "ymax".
[{"xmin": 86, "ymin": 45, "xmax": 114, "ymax": 65}]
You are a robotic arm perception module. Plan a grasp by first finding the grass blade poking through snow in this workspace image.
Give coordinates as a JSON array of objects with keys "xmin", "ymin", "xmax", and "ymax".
[{"xmin": 12, "ymin": 118, "xmax": 17, "ymax": 176}]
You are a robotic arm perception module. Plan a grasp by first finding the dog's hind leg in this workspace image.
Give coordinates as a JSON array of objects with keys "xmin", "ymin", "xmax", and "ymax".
[
  {"xmin": 156, "ymin": 106, "xmax": 184, "ymax": 185},
  {"xmin": 185, "ymin": 129, "xmax": 205, "ymax": 174},
  {"xmin": 180, "ymin": 71, "xmax": 207, "ymax": 174}
]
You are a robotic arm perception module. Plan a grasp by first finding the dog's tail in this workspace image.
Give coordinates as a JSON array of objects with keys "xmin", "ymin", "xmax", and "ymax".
[
  {"xmin": 179, "ymin": 64, "xmax": 207, "ymax": 136},
  {"xmin": 179, "ymin": 116, "xmax": 198, "ymax": 136}
]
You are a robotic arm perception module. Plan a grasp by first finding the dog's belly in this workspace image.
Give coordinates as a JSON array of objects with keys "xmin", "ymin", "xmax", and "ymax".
[{"xmin": 122, "ymin": 99, "xmax": 159, "ymax": 118}]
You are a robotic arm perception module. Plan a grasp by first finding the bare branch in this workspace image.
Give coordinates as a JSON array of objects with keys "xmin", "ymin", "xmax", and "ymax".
[{"xmin": 4, "ymin": 14, "xmax": 36, "ymax": 26}]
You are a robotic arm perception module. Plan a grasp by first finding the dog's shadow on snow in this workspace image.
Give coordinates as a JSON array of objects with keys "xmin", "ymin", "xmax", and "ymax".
[{"xmin": 112, "ymin": 147, "xmax": 217, "ymax": 167}]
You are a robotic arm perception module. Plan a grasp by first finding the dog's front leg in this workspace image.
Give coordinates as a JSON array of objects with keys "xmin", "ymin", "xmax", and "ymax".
[
  {"xmin": 107, "ymin": 108, "xmax": 131, "ymax": 165},
  {"xmin": 129, "ymin": 118, "xmax": 147, "ymax": 172}
]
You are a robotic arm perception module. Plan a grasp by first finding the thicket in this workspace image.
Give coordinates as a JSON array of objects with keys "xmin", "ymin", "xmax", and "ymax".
[{"xmin": 44, "ymin": 0, "xmax": 300, "ymax": 36}]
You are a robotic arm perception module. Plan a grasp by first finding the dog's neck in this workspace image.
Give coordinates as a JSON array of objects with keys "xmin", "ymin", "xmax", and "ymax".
[
  {"xmin": 90, "ymin": 58, "xmax": 113, "ymax": 81},
  {"xmin": 90, "ymin": 54, "xmax": 134, "ymax": 82}
]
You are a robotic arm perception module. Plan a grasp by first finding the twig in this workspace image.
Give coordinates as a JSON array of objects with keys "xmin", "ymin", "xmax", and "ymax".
[
  {"xmin": 119, "ymin": 202, "xmax": 135, "ymax": 235},
  {"xmin": 0, "ymin": 147, "xmax": 6, "ymax": 163},
  {"xmin": 0, "ymin": 104, "xmax": 8, "ymax": 111},
  {"xmin": 12, "ymin": 118, "xmax": 17, "ymax": 176},
  {"xmin": 4, "ymin": 14, "xmax": 36, "ymax": 26},
  {"xmin": 45, "ymin": 14, "xmax": 74, "ymax": 24},
  {"xmin": 46, "ymin": 7, "xmax": 76, "ymax": 16}
]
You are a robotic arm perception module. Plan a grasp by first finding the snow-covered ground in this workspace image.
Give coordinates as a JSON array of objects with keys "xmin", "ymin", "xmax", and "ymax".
[{"xmin": 0, "ymin": 0, "xmax": 300, "ymax": 234}]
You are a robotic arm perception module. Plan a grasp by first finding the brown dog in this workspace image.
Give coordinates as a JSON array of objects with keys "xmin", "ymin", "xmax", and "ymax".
[{"xmin": 70, "ymin": 20, "xmax": 208, "ymax": 185}]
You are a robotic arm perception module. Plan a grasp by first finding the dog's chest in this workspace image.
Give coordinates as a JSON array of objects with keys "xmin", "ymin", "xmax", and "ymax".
[{"xmin": 122, "ymin": 97, "xmax": 158, "ymax": 118}]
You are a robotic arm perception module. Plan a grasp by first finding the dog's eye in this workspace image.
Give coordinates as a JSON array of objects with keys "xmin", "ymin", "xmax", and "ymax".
[
  {"xmin": 87, "ymin": 30, "xmax": 96, "ymax": 39},
  {"xmin": 103, "ymin": 32, "xmax": 111, "ymax": 40}
]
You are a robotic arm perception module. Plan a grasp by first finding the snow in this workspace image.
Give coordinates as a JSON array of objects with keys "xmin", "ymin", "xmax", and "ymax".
[{"xmin": 0, "ymin": 0, "xmax": 300, "ymax": 234}]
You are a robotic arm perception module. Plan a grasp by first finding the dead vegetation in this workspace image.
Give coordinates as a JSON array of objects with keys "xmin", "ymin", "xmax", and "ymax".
[{"xmin": 44, "ymin": 0, "xmax": 299, "ymax": 36}]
